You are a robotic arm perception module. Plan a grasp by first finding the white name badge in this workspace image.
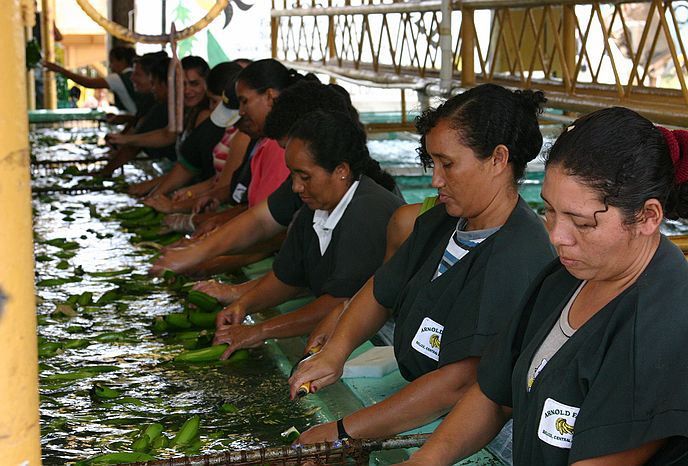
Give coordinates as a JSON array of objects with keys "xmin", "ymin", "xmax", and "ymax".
[
  {"xmin": 538, "ymin": 397, "xmax": 580, "ymax": 449},
  {"xmin": 411, "ymin": 317, "xmax": 443, "ymax": 361}
]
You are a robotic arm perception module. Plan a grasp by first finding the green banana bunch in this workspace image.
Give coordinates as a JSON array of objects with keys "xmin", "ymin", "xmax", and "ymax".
[
  {"xmin": 186, "ymin": 290, "xmax": 222, "ymax": 313},
  {"xmin": 90, "ymin": 383, "xmax": 121, "ymax": 401},
  {"xmin": 131, "ymin": 423, "xmax": 164, "ymax": 452},
  {"xmin": 170, "ymin": 415, "xmax": 200, "ymax": 448},
  {"xmin": 174, "ymin": 345, "xmax": 249, "ymax": 363}
]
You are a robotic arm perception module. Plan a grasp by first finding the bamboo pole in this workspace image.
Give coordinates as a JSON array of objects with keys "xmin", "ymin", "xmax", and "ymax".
[
  {"xmin": 142, "ymin": 434, "xmax": 430, "ymax": 466},
  {"xmin": 461, "ymin": 7, "xmax": 476, "ymax": 86},
  {"xmin": 562, "ymin": 4, "xmax": 576, "ymax": 93},
  {"xmin": 271, "ymin": 0, "xmax": 278, "ymax": 58},
  {"xmin": 439, "ymin": 0, "xmax": 453, "ymax": 94},
  {"xmin": 76, "ymin": 0, "xmax": 227, "ymax": 44},
  {"xmin": 0, "ymin": 1, "xmax": 42, "ymax": 464},
  {"xmin": 41, "ymin": 0, "xmax": 56, "ymax": 109}
]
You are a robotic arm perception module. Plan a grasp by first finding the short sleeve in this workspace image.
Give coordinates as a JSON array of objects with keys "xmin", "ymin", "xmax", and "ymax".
[
  {"xmin": 178, "ymin": 119, "xmax": 225, "ymax": 180},
  {"xmin": 105, "ymin": 73, "xmax": 136, "ymax": 114},
  {"xmin": 272, "ymin": 207, "xmax": 309, "ymax": 288},
  {"xmin": 135, "ymin": 104, "xmax": 168, "ymax": 134},
  {"xmin": 476, "ymin": 263, "xmax": 558, "ymax": 408},
  {"xmin": 373, "ymin": 225, "xmax": 418, "ymax": 309},
  {"xmin": 247, "ymin": 140, "xmax": 289, "ymax": 207},
  {"xmin": 267, "ymin": 177, "xmax": 302, "ymax": 226},
  {"xmin": 569, "ymin": 297, "xmax": 688, "ymax": 463}
]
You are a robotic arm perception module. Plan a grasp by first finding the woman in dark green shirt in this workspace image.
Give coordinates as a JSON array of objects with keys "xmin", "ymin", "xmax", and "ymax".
[
  {"xmin": 289, "ymin": 84, "xmax": 556, "ymax": 444},
  {"xmin": 399, "ymin": 107, "xmax": 688, "ymax": 466},
  {"xmin": 210, "ymin": 111, "xmax": 404, "ymax": 359}
]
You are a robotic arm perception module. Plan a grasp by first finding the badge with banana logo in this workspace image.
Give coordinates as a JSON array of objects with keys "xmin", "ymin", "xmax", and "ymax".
[
  {"xmin": 411, "ymin": 317, "xmax": 444, "ymax": 361},
  {"xmin": 555, "ymin": 418, "xmax": 575, "ymax": 435},
  {"xmin": 538, "ymin": 398, "xmax": 579, "ymax": 449}
]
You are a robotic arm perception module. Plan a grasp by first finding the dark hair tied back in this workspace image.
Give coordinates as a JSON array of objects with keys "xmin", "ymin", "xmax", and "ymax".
[
  {"xmin": 415, "ymin": 83, "xmax": 546, "ymax": 184},
  {"xmin": 545, "ymin": 107, "xmax": 688, "ymax": 221},
  {"xmin": 263, "ymin": 80, "xmax": 360, "ymax": 140},
  {"xmin": 237, "ymin": 59, "xmax": 316, "ymax": 94},
  {"xmin": 288, "ymin": 111, "xmax": 396, "ymax": 192}
]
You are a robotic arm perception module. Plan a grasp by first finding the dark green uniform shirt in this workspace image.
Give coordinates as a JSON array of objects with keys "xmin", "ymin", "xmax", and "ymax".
[
  {"xmin": 267, "ymin": 177, "xmax": 303, "ymax": 227},
  {"xmin": 273, "ymin": 175, "xmax": 405, "ymax": 298},
  {"xmin": 478, "ymin": 236, "xmax": 688, "ymax": 465},
  {"xmin": 134, "ymin": 102, "xmax": 176, "ymax": 161},
  {"xmin": 374, "ymin": 197, "xmax": 555, "ymax": 381},
  {"xmin": 177, "ymin": 118, "xmax": 225, "ymax": 181}
]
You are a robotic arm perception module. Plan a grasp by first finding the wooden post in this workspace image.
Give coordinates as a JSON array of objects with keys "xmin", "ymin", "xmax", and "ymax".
[
  {"xmin": 461, "ymin": 7, "xmax": 475, "ymax": 86},
  {"xmin": 563, "ymin": 4, "xmax": 576, "ymax": 93},
  {"xmin": 271, "ymin": 0, "xmax": 278, "ymax": 58}
]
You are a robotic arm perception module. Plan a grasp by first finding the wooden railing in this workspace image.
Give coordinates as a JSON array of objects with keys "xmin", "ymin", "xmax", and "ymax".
[{"xmin": 271, "ymin": 0, "xmax": 688, "ymax": 126}]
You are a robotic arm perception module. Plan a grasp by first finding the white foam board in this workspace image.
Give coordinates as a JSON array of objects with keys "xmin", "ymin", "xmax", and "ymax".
[{"xmin": 342, "ymin": 346, "xmax": 398, "ymax": 378}]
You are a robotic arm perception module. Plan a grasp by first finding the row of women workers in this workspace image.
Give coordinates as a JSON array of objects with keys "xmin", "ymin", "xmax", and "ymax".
[
  {"xmin": 286, "ymin": 99, "xmax": 688, "ymax": 464},
  {"xmin": 114, "ymin": 52, "xmax": 688, "ymax": 464}
]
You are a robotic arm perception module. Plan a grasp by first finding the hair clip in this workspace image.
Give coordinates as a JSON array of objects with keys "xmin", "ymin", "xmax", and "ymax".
[{"xmin": 566, "ymin": 125, "xmax": 575, "ymax": 132}]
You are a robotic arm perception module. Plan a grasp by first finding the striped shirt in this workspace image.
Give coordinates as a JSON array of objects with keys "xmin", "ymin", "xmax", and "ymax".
[{"xmin": 433, "ymin": 219, "xmax": 501, "ymax": 279}]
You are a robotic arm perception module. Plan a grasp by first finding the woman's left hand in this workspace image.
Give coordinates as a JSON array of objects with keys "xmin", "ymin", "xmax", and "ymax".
[
  {"xmin": 143, "ymin": 194, "xmax": 173, "ymax": 213},
  {"xmin": 213, "ymin": 324, "xmax": 265, "ymax": 360},
  {"xmin": 107, "ymin": 133, "xmax": 132, "ymax": 146},
  {"xmin": 295, "ymin": 422, "xmax": 338, "ymax": 445}
]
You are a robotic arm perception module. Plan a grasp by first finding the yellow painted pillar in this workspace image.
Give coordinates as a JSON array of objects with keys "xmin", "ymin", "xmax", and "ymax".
[
  {"xmin": 0, "ymin": 0, "xmax": 42, "ymax": 464},
  {"xmin": 41, "ymin": 0, "xmax": 56, "ymax": 109}
]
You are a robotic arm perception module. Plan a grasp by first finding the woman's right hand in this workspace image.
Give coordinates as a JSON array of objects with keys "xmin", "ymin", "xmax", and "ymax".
[
  {"xmin": 190, "ymin": 216, "xmax": 224, "ymax": 238},
  {"xmin": 215, "ymin": 303, "xmax": 247, "ymax": 328},
  {"xmin": 287, "ymin": 348, "xmax": 346, "ymax": 400},
  {"xmin": 192, "ymin": 279, "xmax": 238, "ymax": 305},
  {"xmin": 304, "ymin": 306, "xmax": 343, "ymax": 354},
  {"xmin": 127, "ymin": 182, "xmax": 153, "ymax": 198},
  {"xmin": 193, "ymin": 196, "xmax": 220, "ymax": 214},
  {"xmin": 149, "ymin": 246, "xmax": 197, "ymax": 276}
]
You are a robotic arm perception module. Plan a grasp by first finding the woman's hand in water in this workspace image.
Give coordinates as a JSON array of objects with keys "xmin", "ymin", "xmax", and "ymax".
[
  {"xmin": 213, "ymin": 323, "xmax": 264, "ymax": 359},
  {"xmin": 190, "ymin": 215, "xmax": 225, "ymax": 238},
  {"xmin": 214, "ymin": 303, "xmax": 247, "ymax": 328},
  {"xmin": 127, "ymin": 182, "xmax": 153, "ymax": 198},
  {"xmin": 143, "ymin": 194, "xmax": 174, "ymax": 213},
  {"xmin": 192, "ymin": 280, "xmax": 240, "ymax": 305},
  {"xmin": 295, "ymin": 422, "xmax": 338, "ymax": 445},
  {"xmin": 150, "ymin": 246, "xmax": 197, "ymax": 276},
  {"xmin": 193, "ymin": 196, "xmax": 220, "ymax": 214}
]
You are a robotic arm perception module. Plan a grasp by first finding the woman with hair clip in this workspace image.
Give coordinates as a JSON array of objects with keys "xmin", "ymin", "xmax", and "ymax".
[
  {"xmin": 208, "ymin": 110, "xmax": 404, "ymax": 360},
  {"xmin": 396, "ymin": 107, "xmax": 688, "ymax": 466},
  {"xmin": 289, "ymin": 83, "xmax": 556, "ymax": 444}
]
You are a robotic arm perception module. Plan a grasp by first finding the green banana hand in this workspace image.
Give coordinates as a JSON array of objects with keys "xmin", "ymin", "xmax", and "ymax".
[{"xmin": 170, "ymin": 415, "xmax": 200, "ymax": 447}]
